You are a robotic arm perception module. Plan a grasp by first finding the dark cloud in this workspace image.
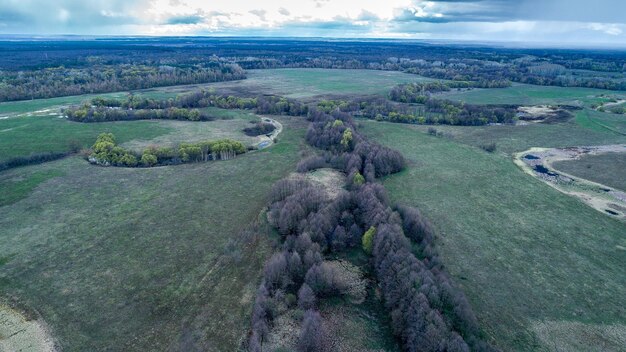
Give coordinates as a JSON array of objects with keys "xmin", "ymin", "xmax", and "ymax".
[
  {"xmin": 166, "ymin": 14, "xmax": 204, "ymax": 25},
  {"xmin": 278, "ymin": 8, "xmax": 290, "ymax": 16}
]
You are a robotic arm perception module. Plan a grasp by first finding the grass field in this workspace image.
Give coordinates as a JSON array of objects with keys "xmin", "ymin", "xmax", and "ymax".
[
  {"xmin": 361, "ymin": 120, "xmax": 626, "ymax": 352},
  {"xmin": 553, "ymin": 152, "xmax": 626, "ymax": 191},
  {"xmin": 0, "ymin": 115, "xmax": 171, "ymax": 162},
  {"xmin": 400, "ymin": 109, "xmax": 626, "ymax": 155},
  {"xmin": 0, "ymin": 107, "xmax": 264, "ymax": 163},
  {"xmin": 441, "ymin": 83, "xmax": 626, "ymax": 106},
  {"xmin": 200, "ymin": 68, "xmax": 434, "ymax": 99},
  {"xmin": 0, "ymin": 116, "xmax": 307, "ymax": 351}
]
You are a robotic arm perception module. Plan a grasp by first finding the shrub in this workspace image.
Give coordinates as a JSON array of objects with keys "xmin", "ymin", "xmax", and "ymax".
[{"xmin": 480, "ymin": 142, "xmax": 497, "ymax": 153}]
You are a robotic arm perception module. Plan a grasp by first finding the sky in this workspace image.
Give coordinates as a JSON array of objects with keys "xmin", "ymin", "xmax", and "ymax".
[{"xmin": 1, "ymin": 0, "xmax": 625, "ymax": 46}]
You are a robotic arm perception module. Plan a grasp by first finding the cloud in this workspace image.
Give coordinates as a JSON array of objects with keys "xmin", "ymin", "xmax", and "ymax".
[
  {"xmin": 587, "ymin": 23, "xmax": 623, "ymax": 36},
  {"xmin": 0, "ymin": 0, "xmax": 624, "ymax": 46},
  {"xmin": 166, "ymin": 13, "xmax": 204, "ymax": 25}
]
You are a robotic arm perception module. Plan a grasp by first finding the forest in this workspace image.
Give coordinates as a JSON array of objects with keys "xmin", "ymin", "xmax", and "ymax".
[{"xmin": 246, "ymin": 106, "xmax": 495, "ymax": 352}]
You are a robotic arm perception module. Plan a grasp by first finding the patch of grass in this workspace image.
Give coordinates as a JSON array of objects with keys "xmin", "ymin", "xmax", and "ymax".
[
  {"xmin": 393, "ymin": 110, "xmax": 625, "ymax": 155},
  {"xmin": 0, "ymin": 116, "xmax": 171, "ymax": 162},
  {"xmin": 553, "ymin": 152, "xmax": 626, "ymax": 191},
  {"xmin": 119, "ymin": 111, "xmax": 262, "ymax": 152},
  {"xmin": 361, "ymin": 120, "xmax": 626, "ymax": 352},
  {"xmin": 0, "ymin": 116, "xmax": 307, "ymax": 351},
  {"xmin": 238, "ymin": 69, "xmax": 434, "ymax": 98},
  {"xmin": 441, "ymin": 83, "xmax": 626, "ymax": 106},
  {"xmin": 0, "ymin": 169, "xmax": 65, "ymax": 206}
]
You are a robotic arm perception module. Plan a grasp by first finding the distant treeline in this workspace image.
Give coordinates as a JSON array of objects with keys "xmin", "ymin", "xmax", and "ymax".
[
  {"xmin": 0, "ymin": 61, "xmax": 245, "ymax": 102},
  {"xmin": 3, "ymin": 38, "xmax": 626, "ymax": 103},
  {"xmin": 247, "ymin": 107, "xmax": 496, "ymax": 351},
  {"xmin": 88, "ymin": 133, "xmax": 246, "ymax": 167}
]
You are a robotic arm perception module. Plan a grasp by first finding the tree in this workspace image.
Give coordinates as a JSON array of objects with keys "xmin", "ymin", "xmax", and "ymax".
[
  {"xmin": 140, "ymin": 152, "xmax": 158, "ymax": 167},
  {"xmin": 352, "ymin": 172, "xmax": 365, "ymax": 186},
  {"xmin": 298, "ymin": 283, "xmax": 316, "ymax": 310},
  {"xmin": 297, "ymin": 310, "xmax": 328, "ymax": 352},
  {"xmin": 340, "ymin": 128, "xmax": 353, "ymax": 150},
  {"xmin": 362, "ymin": 226, "xmax": 376, "ymax": 254}
]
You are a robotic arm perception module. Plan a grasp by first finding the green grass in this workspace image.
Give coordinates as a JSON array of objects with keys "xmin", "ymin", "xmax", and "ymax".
[
  {"xmin": 361, "ymin": 120, "xmax": 626, "ymax": 352},
  {"xmin": 0, "ymin": 116, "xmax": 307, "ymax": 351},
  {"xmin": 441, "ymin": 83, "xmax": 626, "ymax": 106},
  {"xmin": 0, "ymin": 169, "xmax": 65, "ymax": 206},
  {"xmin": 0, "ymin": 116, "xmax": 171, "ymax": 162},
  {"xmin": 397, "ymin": 109, "xmax": 626, "ymax": 155},
  {"xmin": 236, "ymin": 69, "xmax": 434, "ymax": 98},
  {"xmin": 553, "ymin": 152, "xmax": 626, "ymax": 191}
]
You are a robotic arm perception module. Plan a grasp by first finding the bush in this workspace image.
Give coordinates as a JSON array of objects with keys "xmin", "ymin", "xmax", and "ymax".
[{"xmin": 480, "ymin": 142, "xmax": 497, "ymax": 153}]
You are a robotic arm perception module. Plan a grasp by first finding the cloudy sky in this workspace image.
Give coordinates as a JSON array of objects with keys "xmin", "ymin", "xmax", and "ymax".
[{"xmin": 1, "ymin": 0, "xmax": 625, "ymax": 46}]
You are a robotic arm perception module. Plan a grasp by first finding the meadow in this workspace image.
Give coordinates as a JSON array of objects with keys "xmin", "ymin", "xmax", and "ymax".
[
  {"xmin": 361, "ymin": 119, "xmax": 626, "ymax": 351},
  {"xmin": 0, "ymin": 116, "xmax": 307, "ymax": 351},
  {"xmin": 0, "ymin": 106, "xmax": 263, "ymax": 163},
  {"xmin": 207, "ymin": 68, "xmax": 435, "ymax": 99},
  {"xmin": 441, "ymin": 83, "xmax": 626, "ymax": 106},
  {"xmin": 408, "ymin": 109, "xmax": 626, "ymax": 155}
]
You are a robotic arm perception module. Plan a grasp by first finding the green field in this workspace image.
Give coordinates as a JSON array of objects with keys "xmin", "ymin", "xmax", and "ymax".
[
  {"xmin": 403, "ymin": 109, "xmax": 626, "ymax": 155},
  {"xmin": 0, "ymin": 107, "xmax": 264, "ymax": 163},
  {"xmin": 206, "ymin": 68, "xmax": 434, "ymax": 99},
  {"xmin": 0, "ymin": 115, "xmax": 170, "ymax": 162},
  {"xmin": 441, "ymin": 83, "xmax": 626, "ymax": 106},
  {"xmin": 553, "ymin": 152, "xmax": 626, "ymax": 191},
  {"xmin": 0, "ymin": 116, "xmax": 307, "ymax": 351},
  {"xmin": 362, "ymin": 120, "xmax": 626, "ymax": 352}
]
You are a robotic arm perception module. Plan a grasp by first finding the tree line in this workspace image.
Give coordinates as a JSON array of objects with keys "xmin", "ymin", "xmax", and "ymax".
[
  {"xmin": 247, "ymin": 107, "xmax": 496, "ymax": 351},
  {"xmin": 88, "ymin": 133, "xmax": 247, "ymax": 167},
  {"xmin": 0, "ymin": 61, "xmax": 245, "ymax": 102}
]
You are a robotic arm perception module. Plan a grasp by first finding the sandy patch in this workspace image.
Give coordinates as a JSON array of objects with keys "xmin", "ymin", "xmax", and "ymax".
[
  {"xmin": 514, "ymin": 145, "xmax": 626, "ymax": 221},
  {"xmin": 0, "ymin": 305, "xmax": 57, "ymax": 352}
]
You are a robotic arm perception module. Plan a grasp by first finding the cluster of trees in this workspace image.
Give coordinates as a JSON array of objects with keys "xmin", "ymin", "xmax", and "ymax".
[
  {"xmin": 315, "ymin": 96, "xmax": 518, "ymax": 126},
  {"xmin": 177, "ymin": 90, "xmax": 309, "ymax": 116},
  {"xmin": 248, "ymin": 106, "xmax": 494, "ymax": 351},
  {"xmin": 0, "ymin": 62, "xmax": 246, "ymax": 102},
  {"xmin": 88, "ymin": 133, "xmax": 246, "ymax": 167},
  {"xmin": 66, "ymin": 105, "xmax": 211, "ymax": 122},
  {"xmin": 389, "ymin": 81, "xmax": 511, "ymax": 104},
  {"xmin": 243, "ymin": 122, "xmax": 276, "ymax": 136}
]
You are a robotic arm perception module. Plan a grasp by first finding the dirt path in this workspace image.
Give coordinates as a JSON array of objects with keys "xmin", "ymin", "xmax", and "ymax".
[
  {"xmin": 0, "ymin": 305, "xmax": 57, "ymax": 352},
  {"xmin": 254, "ymin": 117, "xmax": 283, "ymax": 150},
  {"xmin": 514, "ymin": 145, "xmax": 626, "ymax": 221}
]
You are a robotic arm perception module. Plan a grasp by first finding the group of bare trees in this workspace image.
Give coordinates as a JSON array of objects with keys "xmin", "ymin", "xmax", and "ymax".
[{"xmin": 247, "ymin": 107, "xmax": 495, "ymax": 351}]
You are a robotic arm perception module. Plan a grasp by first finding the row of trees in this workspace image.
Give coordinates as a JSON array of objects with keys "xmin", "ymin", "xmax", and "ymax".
[
  {"xmin": 0, "ymin": 62, "xmax": 246, "ymax": 102},
  {"xmin": 66, "ymin": 105, "xmax": 212, "ymax": 123},
  {"xmin": 248, "ymin": 107, "xmax": 494, "ymax": 351},
  {"xmin": 88, "ymin": 133, "xmax": 247, "ymax": 167}
]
